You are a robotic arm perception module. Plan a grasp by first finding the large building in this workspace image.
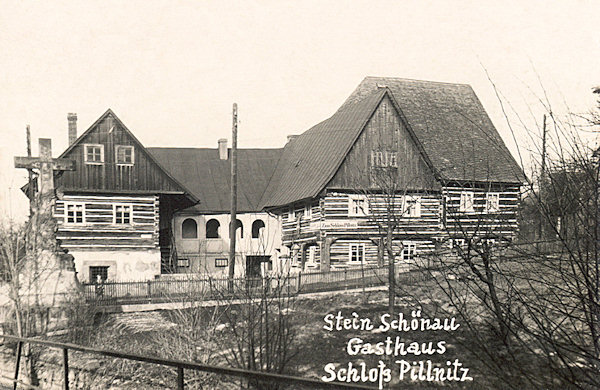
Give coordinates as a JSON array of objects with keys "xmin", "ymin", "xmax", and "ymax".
[
  {"xmin": 260, "ymin": 77, "xmax": 524, "ymax": 271},
  {"xmin": 33, "ymin": 76, "xmax": 524, "ymax": 281}
]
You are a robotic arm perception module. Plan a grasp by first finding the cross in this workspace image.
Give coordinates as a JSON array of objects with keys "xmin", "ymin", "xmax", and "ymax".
[{"xmin": 15, "ymin": 138, "xmax": 76, "ymax": 198}]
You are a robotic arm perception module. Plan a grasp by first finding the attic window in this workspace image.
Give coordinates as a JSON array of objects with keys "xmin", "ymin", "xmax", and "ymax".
[
  {"xmin": 459, "ymin": 191, "xmax": 475, "ymax": 213},
  {"xmin": 370, "ymin": 151, "xmax": 397, "ymax": 168},
  {"xmin": 84, "ymin": 144, "xmax": 104, "ymax": 164},
  {"xmin": 116, "ymin": 145, "xmax": 134, "ymax": 165}
]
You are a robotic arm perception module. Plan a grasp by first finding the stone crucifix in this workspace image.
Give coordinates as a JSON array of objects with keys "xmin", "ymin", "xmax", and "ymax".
[
  {"xmin": 15, "ymin": 138, "xmax": 76, "ymax": 254},
  {"xmin": 15, "ymin": 138, "xmax": 75, "ymax": 198},
  {"xmin": 11, "ymin": 138, "xmax": 80, "ymax": 308}
]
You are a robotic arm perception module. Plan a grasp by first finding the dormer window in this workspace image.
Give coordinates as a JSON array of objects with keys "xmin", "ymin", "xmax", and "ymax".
[
  {"xmin": 116, "ymin": 145, "xmax": 134, "ymax": 165},
  {"xmin": 84, "ymin": 144, "xmax": 104, "ymax": 164}
]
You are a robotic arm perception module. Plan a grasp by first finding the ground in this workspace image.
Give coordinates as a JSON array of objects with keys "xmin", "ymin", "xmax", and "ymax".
[{"xmin": 0, "ymin": 282, "xmax": 555, "ymax": 389}]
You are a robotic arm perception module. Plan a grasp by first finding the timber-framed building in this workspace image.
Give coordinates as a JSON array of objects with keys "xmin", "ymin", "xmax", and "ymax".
[
  {"xmin": 260, "ymin": 77, "xmax": 525, "ymax": 271},
  {"xmin": 28, "ymin": 76, "xmax": 524, "ymax": 281}
]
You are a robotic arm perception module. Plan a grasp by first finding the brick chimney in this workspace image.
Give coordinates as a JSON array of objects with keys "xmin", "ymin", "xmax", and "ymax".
[
  {"xmin": 67, "ymin": 113, "xmax": 77, "ymax": 145},
  {"xmin": 218, "ymin": 138, "xmax": 228, "ymax": 160}
]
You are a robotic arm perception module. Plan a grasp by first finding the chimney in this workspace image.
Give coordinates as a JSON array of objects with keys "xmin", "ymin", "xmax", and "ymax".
[
  {"xmin": 287, "ymin": 135, "xmax": 299, "ymax": 143},
  {"xmin": 67, "ymin": 113, "xmax": 77, "ymax": 145},
  {"xmin": 218, "ymin": 138, "xmax": 228, "ymax": 160}
]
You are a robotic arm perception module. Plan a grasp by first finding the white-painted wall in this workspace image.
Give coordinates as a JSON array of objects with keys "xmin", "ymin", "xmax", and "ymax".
[
  {"xmin": 172, "ymin": 212, "xmax": 287, "ymax": 276},
  {"xmin": 71, "ymin": 249, "xmax": 161, "ymax": 282}
]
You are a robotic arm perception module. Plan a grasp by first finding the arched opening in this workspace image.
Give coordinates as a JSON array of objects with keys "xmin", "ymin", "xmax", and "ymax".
[
  {"xmin": 252, "ymin": 219, "xmax": 265, "ymax": 239},
  {"xmin": 229, "ymin": 219, "xmax": 243, "ymax": 238},
  {"xmin": 181, "ymin": 218, "xmax": 198, "ymax": 239},
  {"xmin": 206, "ymin": 219, "xmax": 220, "ymax": 238}
]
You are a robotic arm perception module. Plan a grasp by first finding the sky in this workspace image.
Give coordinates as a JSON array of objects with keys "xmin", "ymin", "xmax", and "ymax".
[{"xmin": 1, "ymin": 0, "xmax": 599, "ymax": 222}]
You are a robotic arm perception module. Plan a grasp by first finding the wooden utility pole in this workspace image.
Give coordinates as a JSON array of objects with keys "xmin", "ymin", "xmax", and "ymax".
[
  {"xmin": 228, "ymin": 103, "xmax": 238, "ymax": 290},
  {"xmin": 538, "ymin": 114, "xmax": 547, "ymax": 241}
]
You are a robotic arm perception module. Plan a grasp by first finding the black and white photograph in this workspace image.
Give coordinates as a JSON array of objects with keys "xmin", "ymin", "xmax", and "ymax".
[{"xmin": 0, "ymin": 1, "xmax": 598, "ymax": 388}]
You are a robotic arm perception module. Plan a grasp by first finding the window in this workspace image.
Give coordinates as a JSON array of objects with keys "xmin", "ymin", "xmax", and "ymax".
[
  {"xmin": 89, "ymin": 266, "xmax": 108, "ymax": 283},
  {"xmin": 349, "ymin": 243, "xmax": 365, "ymax": 263},
  {"xmin": 84, "ymin": 144, "xmax": 104, "ymax": 164},
  {"xmin": 348, "ymin": 195, "xmax": 369, "ymax": 216},
  {"xmin": 459, "ymin": 191, "xmax": 475, "ymax": 212},
  {"xmin": 252, "ymin": 219, "xmax": 265, "ymax": 239},
  {"xmin": 206, "ymin": 219, "xmax": 220, "ymax": 238},
  {"xmin": 288, "ymin": 207, "xmax": 295, "ymax": 221},
  {"xmin": 181, "ymin": 218, "xmax": 198, "ymax": 239},
  {"xmin": 230, "ymin": 219, "xmax": 243, "ymax": 238},
  {"xmin": 486, "ymin": 193, "xmax": 500, "ymax": 212},
  {"xmin": 370, "ymin": 151, "xmax": 398, "ymax": 167},
  {"xmin": 401, "ymin": 242, "xmax": 417, "ymax": 261},
  {"xmin": 113, "ymin": 204, "xmax": 132, "ymax": 224},
  {"xmin": 388, "ymin": 152, "xmax": 398, "ymax": 168},
  {"xmin": 304, "ymin": 203, "xmax": 312, "ymax": 219},
  {"xmin": 215, "ymin": 258, "xmax": 228, "ymax": 267},
  {"xmin": 65, "ymin": 202, "xmax": 85, "ymax": 224},
  {"xmin": 177, "ymin": 258, "xmax": 190, "ymax": 267},
  {"xmin": 307, "ymin": 246, "xmax": 317, "ymax": 266},
  {"xmin": 450, "ymin": 239, "xmax": 466, "ymax": 251},
  {"xmin": 403, "ymin": 196, "xmax": 422, "ymax": 217},
  {"xmin": 116, "ymin": 145, "xmax": 134, "ymax": 165}
]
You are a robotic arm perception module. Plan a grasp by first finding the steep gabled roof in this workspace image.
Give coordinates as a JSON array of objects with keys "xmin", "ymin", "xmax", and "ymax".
[
  {"xmin": 148, "ymin": 147, "xmax": 282, "ymax": 213},
  {"xmin": 58, "ymin": 109, "xmax": 199, "ymax": 203},
  {"xmin": 261, "ymin": 89, "xmax": 388, "ymax": 208},
  {"xmin": 260, "ymin": 77, "xmax": 525, "ymax": 209},
  {"xmin": 341, "ymin": 77, "xmax": 524, "ymax": 183}
]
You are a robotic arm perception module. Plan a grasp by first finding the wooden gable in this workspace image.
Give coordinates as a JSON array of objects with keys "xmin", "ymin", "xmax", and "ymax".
[
  {"xmin": 327, "ymin": 95, "xmax": 439, "ymax": 191},
  {"xmin": 56, "ymin": 110, "xmax": 195, "ymax": 197}
]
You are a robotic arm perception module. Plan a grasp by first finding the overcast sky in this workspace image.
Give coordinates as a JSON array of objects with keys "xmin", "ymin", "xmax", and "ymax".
[{"xmin": 1, "ymin": 0, "xmax": 599, "ymax": 221}]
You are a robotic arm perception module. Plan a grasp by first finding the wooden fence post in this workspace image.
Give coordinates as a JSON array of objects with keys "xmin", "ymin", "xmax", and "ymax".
[
  {"xmin": 63, "ymin": 348, "xmax": 69, "ymax": 390},
  {"xmin": 13, "ymin": 341, "xmax": 22, "ymax": 390}
]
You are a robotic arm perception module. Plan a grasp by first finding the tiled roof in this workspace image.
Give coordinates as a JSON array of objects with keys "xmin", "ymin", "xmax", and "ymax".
[
  {"xmin": 261, "ymin": 77, "xmax": 525, "ymax": 208},
  {"xmin": 260, "ymin": 89, "xmax": 388, "ymax": 208},
  {"xmin": 341, "ymin": 77, "xmax": 524, "ymax": 183},
  {"xmin": 148, "ymin": 147, "xmax": 282, "ymax": 213}
]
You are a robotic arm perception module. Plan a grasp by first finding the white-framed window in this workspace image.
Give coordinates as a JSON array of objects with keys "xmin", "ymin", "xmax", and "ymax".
[
  {"xmin": 304, "ymin": 203, "xmax": 312, "ymax": 219},
  {"xmin": 84, "ymin": 144, "xmax": 104, "ymax": 164},
  {"xmin": 450, "ymin": 238, "xmax": 466, "ymax": 250},
  {"xmin": 113, "ymin": 204, "xmax": 132, "ymax": 224},
  {"xmin": 116, "ymin": 145, "xmax": 135, "ymax": 165},
  {"xmin": 349, "ymin": 243, "xmax": 365, "ymax": 263},
  {"xmin": 348, "ymin": 195, "xmax": 369, "ymax": 216},
  {"xmin": 459, "ymin": 191, "xmax": 475, "ymax": 212},
  {"xmin": 388, "ymin": 152, "xmax": 398, "ymax": 168},
  {"xmin": 485, "ymin": 192, "xmax": 500, "ymax": 212},
  {"xmin": 307, "ymin": 246, "xmax": 317, "ymax": 266},
  {"xmin": 288, "ymin": 207, "xmax": 295, "ymax": 221},
  {"xmin": 370, "ymin": 151, "xmax": 398, "ymax": 168},
  {"xmin": 403, "ymin": 196, "xmax": 422, "ymax": 217},
  {"xmin": 64, "ymin": 202, "xmax": 85, "ymax": 224},
  {"xmin": 215, "ymin": 258, "xmax": 228, "ymax": 268},
  {"xmin": 401, "ymin": 242, "xmax": 417, "ymax": 261},
  {"xmin": 177, "ymin": 258, "xmax": 190, "ymax": 267}
]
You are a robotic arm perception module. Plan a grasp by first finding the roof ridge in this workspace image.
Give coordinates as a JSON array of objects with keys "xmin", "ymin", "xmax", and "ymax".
[{"xmin": 363, "ymin": 75, "xmax": 470, "ymax": 87}]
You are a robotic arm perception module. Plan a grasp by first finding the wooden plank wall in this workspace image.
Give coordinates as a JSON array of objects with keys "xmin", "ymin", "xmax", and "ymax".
[
  {"xmin": 281, "ymin": 200, "xmax": 321, "ymax": 245},
  {"xmin": 442, "ymin": 184, "xmax": 520, "ymax": 239},
  {"xmin": 328, "ymin": 95, "xmax": 438, "ymax": 191},
  {"xmin": 55, "ymin": 194, "xmax": 160, "ymax": 251},
  {"xmin": 282, "ymin": 191, "xmax": 440, "ymax": 265},
  {"xmin": 57, "ymin": 115, "xmax": 182, "ymax": 192}
]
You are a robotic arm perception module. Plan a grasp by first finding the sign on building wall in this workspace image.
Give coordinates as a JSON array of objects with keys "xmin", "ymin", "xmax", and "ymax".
[{"xmin": 310, "ymin": 219, "xmax": 364, "ymax": 230}]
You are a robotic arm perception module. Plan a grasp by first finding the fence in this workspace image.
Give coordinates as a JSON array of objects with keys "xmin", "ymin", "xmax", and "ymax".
[
  {"xmin": 0, "ymin": 334, "xmax": 378, "ymax": 389},
  {"xmin": 83, "ymin": 266, "xmax": 432, "ymax": 305}
]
